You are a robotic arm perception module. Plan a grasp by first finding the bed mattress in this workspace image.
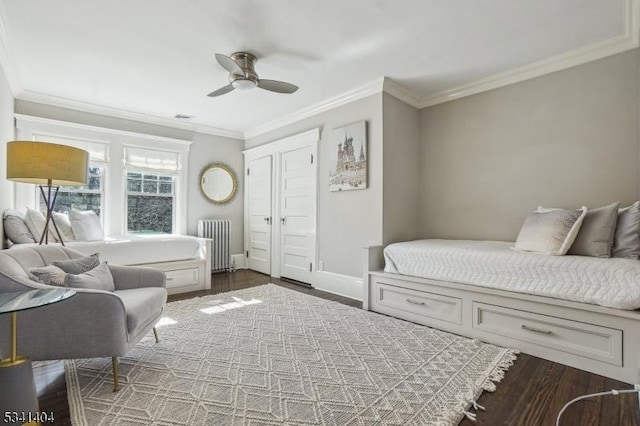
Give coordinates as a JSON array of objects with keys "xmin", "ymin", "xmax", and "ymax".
[
  {"xmin": 13, "ymin": 234, "xmax": 204, "ymax": 266},
  {"xmin": 384, "ymin": 239, "xmax": 640, "ymax": 310}
]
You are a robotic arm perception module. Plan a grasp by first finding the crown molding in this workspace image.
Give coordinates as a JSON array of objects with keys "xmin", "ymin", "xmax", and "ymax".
[
  {"xmin": 418, "ymin": 0, "xmax": 640, "ymax": 108},
  {"xmin": 243, "ymin": 78, "xmax": 385, "ymax": 140},
  {"xmin": 381, "ymin": 78, "xmax": 421, "ymax": 108},
  {"xmin": 0, "ymin": 1, "xmax": 22, "ymax": 95},
  {"xmin": 16, "ymin": 90, "xmax": 244, "ymax": 140}
]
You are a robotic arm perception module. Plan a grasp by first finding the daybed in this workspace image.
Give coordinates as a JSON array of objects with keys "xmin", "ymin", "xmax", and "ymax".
[
  {"xmin": 9, "ymin": 235, "xmax": 212, "ymax": 295},
  {"xmin": 363, "ymin": 240, "xmax": 640, "ymax": 383}
]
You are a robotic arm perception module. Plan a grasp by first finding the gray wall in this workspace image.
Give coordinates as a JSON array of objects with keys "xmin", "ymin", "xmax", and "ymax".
[
  {"xmin": 0, "ymin": 65, "xmax": 14, "ymax": 244},
  {"xmin": 382, "ymin": 93, "xmax": 420, "ymax": 245},
  {"xmin": 418, "ymin": 49, "xmax": 640, "ymax": 242},
  {"xmin": 245, "ymin": 94, "xmax": 383, "ymax": 278},
  {"xmin": 15, "ymin": 100, "xmax": 245, "ymax": 253}
]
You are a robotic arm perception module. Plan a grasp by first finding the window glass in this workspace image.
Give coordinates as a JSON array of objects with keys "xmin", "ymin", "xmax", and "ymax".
[{"xmin": 126, "ymin": 171, "xmax": 175, "ymax": 234}]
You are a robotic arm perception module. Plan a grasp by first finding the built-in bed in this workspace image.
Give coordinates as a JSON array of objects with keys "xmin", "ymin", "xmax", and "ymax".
[
  {"xmin": 364, "ymin": 239, "xmax": 640, "ymax": 383},
  {"xmin": 11, "ymin": 234, "xmax": 212, "ymax": 295}
]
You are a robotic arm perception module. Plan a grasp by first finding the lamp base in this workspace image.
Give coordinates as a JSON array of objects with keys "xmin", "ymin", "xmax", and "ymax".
[{"xmin": 38, "ymin": 184, "xmax": 65, "ymax": 246}]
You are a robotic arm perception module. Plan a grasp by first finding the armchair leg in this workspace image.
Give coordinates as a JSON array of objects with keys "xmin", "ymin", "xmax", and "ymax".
[
  {"xmin": 112, "ymin": 357, "xmax": 120, "ymax": 392},
  {"xmin": 153, "ymin": 326, "xmax": 159, "ymax": 343}
]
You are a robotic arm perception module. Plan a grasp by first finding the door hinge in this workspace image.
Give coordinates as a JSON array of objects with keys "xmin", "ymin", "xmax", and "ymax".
[
  {"xmin": 310, "ymin": 154, "xmax": 314, "ymax": 164},
  {"xmin": 247, "ymin": 168, "xmax": 250, "ymax": 176},
  {"xmin": 246, "ymin": 250, "xmax": 249, "ymax": 257},
  {"xmin": 309, "ymin": 262, "xmax": 312, "ymax": 272}
]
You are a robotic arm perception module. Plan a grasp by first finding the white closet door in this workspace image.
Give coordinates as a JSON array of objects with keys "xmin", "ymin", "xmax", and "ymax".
[
  {"xmin": 279, "ymin": 145, "xmax": 316, "ymax": 283},
  {"xmin": 247, "ymin": 155, "xmax": 272, "ymax": 274}
]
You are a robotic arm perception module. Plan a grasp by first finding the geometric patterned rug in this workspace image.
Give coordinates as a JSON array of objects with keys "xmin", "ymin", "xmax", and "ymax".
[{"xmin": 65, "ymin": 284, "xmax": 517, "ymax": 425}]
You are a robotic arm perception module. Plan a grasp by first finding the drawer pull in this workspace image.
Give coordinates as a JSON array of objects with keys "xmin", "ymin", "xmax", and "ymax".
[
  {"xmin": 166, "ymin": 277, "xmax": 175, "ymax": 281},
  {"xmin": 521, "ymin": 324, "xmax": 552, "ymax": 335},
  {"xmin": 406, "ymin": 298, "xmax": 426, "ymax": 306}
]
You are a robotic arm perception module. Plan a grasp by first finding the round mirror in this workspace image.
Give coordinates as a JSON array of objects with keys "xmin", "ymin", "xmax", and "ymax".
[{"xmin": 199, "ymin": 163, "xmax": 237, "ymax": 204}]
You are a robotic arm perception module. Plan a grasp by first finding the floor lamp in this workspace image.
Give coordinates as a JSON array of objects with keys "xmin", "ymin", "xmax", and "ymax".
[{"xmin": 6, "ymin": 141, "xmax": 89, "ymax": 245}]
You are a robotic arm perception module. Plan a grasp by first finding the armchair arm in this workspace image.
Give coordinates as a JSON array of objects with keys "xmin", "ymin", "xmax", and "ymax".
[
  {"xmin": 0, "ymin": 288, "xmax": 130, "ymax": 361},
  {"xmin": 109, "ymin": 264, "xmax": 166, "ymax": 291}
]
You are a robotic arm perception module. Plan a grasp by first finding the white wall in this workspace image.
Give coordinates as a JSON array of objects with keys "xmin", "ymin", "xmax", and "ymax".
[
  {"xmin": 418, "ymin": 49, "xmax": 640, "ymax": 242},
  {"xmin": 0, "ymin": 64, "xmax": 13, "ymax": 244},
  {"xmin": 245, "ymin": 94, "xmax": 383, "ymax": 278},
  {"xmin": 382, "ymin": 93, "xmax": 420, "ymax": 245},
  {"xmin": 14, "ymin": 101, "xmax": 244, "ymax": 252}
]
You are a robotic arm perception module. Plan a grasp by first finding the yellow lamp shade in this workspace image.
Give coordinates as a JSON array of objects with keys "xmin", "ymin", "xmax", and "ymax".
[{"xmin": 6, "ymin": 141, "xmax": 89, "ymax": 186}]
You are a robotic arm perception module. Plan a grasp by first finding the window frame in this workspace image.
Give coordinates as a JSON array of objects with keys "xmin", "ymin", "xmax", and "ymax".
[{"xmin": 124, "ymin": 169, "xmax": 177, "ymax": 234}]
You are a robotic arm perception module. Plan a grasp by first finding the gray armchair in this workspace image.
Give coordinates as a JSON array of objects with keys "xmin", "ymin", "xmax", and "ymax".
[{"xmin": 0, "ymin": 245, "xmax": 167, "ymax": 391}]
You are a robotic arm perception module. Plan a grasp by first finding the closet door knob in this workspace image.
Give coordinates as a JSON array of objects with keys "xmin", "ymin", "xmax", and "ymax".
[{"xmin": 264, "ymin": 217, "xmax": 270, "ymax": 224}]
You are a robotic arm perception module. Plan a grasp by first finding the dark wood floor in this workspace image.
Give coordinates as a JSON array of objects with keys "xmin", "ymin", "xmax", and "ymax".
[{"xmin": 33, "ymin": 269, "xmax": 639, "ymax": 425}]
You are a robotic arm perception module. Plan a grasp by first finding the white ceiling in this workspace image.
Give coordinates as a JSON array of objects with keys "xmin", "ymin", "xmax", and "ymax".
[{"xmin": 0, "ymin": 0, "xmax": 631, "ymax": 137}]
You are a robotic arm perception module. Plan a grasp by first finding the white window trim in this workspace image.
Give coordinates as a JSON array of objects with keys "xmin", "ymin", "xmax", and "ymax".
[{"xmin": 14, "ymin": 114, "xmax": 192, "ymax": 236}]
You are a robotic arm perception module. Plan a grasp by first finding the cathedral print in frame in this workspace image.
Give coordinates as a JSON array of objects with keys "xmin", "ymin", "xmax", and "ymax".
[{"xmin": 329, "ymin": 120, "xmax": 367, "ymax": 191}]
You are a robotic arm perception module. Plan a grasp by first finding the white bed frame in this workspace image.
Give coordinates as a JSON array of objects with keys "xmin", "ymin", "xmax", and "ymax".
[
  {"xmin": 124, "ymin": 238, "xmax": 212, "ymax": 296},
  {"xmin": 364, "ymin": 245, "xmax": 640, "ymax": 384}
]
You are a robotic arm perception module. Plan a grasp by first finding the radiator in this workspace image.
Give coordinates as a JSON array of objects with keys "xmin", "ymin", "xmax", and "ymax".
[{"xmin": 197, "ymin": 219, "xmax": 231, "ymax": 272}]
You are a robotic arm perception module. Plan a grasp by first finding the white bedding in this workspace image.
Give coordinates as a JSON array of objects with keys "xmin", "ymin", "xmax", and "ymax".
[
  {"xmin": 12, "ymin": 234, "xmax": 204, "ymax": 266},
  {"xmin": 384, "ymin": 239, "xmax": 640, "ymax": 310}
]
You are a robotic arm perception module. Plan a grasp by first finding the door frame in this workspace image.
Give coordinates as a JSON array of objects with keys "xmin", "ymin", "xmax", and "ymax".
[{"xmin": 243, "ymin": 128, "xmax": 319, "ymax": 280}]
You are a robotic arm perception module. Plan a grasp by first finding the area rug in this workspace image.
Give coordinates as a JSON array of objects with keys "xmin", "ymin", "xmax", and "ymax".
[{"xmin": 65, "ymin": 284, "xmax": 517, "ymax": 425}]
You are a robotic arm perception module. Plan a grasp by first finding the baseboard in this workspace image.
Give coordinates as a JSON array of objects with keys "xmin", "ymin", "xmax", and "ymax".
[
  {"xmin": 313, "ymin": 271, "xmax": 363, "ymax": 301},
  {"xmin": 231, "ymin": 254, "xmax": 247, "ymax": 270}
]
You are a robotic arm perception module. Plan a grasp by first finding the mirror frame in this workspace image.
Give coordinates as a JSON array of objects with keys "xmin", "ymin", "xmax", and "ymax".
[{"xmin": 199, "ymin": 162, "xmax": 238, "ymax": 204}]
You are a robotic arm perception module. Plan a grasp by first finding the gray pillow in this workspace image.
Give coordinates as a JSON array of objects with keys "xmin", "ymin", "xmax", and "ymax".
[
  {"xmin": 54, "ymin": 253, "xmax": 100, "ymax": 274},
  {"xmin": 612, "ymin": 201, "xmax": 640, "ymax": 259},
  {"xmin": 65, "ymin": 262, "xmax": 115, "ymax": 291},
  {"xmin": 567, "ymin": 202, "xmax": 620, "ymax": 258},
  {"xmin": 3, "ymin": 210, "xmax": 36, "ymax": 244},
  {"xmin": 514, "ymin": 207, "xmax": 586, "ymax": 255},
  {"xmin": 29, "ymin": 265, "xmax": 67, "ymax": 287}
]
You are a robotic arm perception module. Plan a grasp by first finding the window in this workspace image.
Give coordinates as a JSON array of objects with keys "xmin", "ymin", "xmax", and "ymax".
[
  {"xmin": 126, "ymin": 172, "xmax": 175, "ymax": 234},
  {"xmin": 39, "ymin": 166, "xmax": 104, "ymax": 216}
]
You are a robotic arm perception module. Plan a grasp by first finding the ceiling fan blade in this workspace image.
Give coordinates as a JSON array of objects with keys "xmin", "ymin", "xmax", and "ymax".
[
  {"xmin": 257, "ymin": 79, "xmax": 299, "ymax": 94},
  {"xmin": 207, "ymin": 84, "xmax": 235, "ymax": 97},
  {"xmin": 215, "ymin": 53, "xmax": 244, "ymax": 75}
]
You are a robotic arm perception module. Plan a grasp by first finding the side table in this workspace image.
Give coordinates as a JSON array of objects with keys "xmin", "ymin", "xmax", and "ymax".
[{"xmin": 0, "ymin": 288, "xmax": 75, "ymax": 425}]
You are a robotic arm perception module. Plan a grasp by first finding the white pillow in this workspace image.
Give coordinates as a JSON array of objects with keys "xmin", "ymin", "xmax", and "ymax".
[
  {"xmin": 23, "ymin": 207, "xmax": 59, "ymax": 243},
  {"xmin": 52, "ymin": 212, "xmax": 76, "ymax": 241},
  {"xmin": 69, "ymin": 210, "xmax": 104, "ymax": 241},
  {"xmin": 514, "ymin": 207, "xmax": 587, "ymax": 255}
]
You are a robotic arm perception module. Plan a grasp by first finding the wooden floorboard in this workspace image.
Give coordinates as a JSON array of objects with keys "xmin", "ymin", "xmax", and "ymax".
[{"xmin": 33, "ymin": 269, "xmax": 640, "ymax": 425}]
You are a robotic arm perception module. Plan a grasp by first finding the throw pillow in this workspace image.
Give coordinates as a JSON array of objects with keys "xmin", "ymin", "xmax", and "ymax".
[
  {"xmin": 29, "ymin": 265, "xmax": 67, "ymax": 287},
  {"xmin": 65, "ymin": 262, "xmax": 115, "ymax": 292},
  {"xmin": 23, "ymin": 207, "xmax": 58, "ymax": 243},
  {"xmin": 612, "ymin": 201, "xmax": 640, "ymax": 259},
  {"xmin": 52, "ymin": 212, "xmax": 76, "ymax": 241},
  {"xmin": 69, "ymin": 210, "xmax": 104, "ymax": 241},
  {"xmin": 3, "ymin": 210, "xmax": 36, "ymax": 244},
  {"xmin": 53, "ymin": 253, "xmax": 100, "ymax": 274},
  {"xmin": 514, "ymin": 207, "xmax": 587, "ymax": 255},
  {"xmin": 566, "ymin": 202, "xmax": 620, "ymax": 258}
]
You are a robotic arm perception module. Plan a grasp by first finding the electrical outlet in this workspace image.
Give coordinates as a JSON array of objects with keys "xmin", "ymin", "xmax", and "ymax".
[{"xmin": 318, "ymin": 261, "xmax": 324, "ymax": 271}]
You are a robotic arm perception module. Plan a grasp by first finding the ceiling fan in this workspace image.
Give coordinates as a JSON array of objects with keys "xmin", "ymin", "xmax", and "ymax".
[{"xmin": 207, "ymin": 52, "xmax": 299, "ymax": 97}]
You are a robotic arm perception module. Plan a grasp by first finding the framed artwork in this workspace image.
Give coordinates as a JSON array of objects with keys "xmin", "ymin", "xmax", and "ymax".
[{"xmin": 329, "ymin": 120, "xmax": 367, "ymax": 191}]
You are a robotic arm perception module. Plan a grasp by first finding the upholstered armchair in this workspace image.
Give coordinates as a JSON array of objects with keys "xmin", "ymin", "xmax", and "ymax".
[{"xmin": 0, "ymin": 245, "xmax": 167, "ymax": 391}]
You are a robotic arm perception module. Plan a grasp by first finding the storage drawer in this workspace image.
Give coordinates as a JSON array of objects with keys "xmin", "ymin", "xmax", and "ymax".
[
  {"xmin": 165, "ymin": 267, "xmax": 200, "ymax": 288},
  {"xmin": 473, "ymin": 302, "xmax": 622, "ymax": 366},
  {"xmin": 375, "ymin": 281, "xmax": 462, "ymax": 325}
]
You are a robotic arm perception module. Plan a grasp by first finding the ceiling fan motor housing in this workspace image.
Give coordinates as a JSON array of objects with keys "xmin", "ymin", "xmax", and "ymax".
[{"xmin": 229, "ymin": 52, "xmax": 258, "ymax": 89}]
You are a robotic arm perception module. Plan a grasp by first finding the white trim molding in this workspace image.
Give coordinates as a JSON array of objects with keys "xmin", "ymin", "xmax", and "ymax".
[
  {"xmin": 16, "ymin": 91, "xmax": 244, "ymax": 140},
  {"xmin": 15, "ymin": 114, "xmax": 193, "ymax": 146},
  {"xmin": 313, "ymin": 271, "xmax": 363, "ymax": 301},
  {"xmin": 417, "ymin": 0, "xmax": 640, "ymax": 108},
  {"xmin": 244, "ymin": 79, "xmax": 384, "ymax": 140}
]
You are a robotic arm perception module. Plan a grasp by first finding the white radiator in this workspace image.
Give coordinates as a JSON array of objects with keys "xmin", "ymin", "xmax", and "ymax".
[{"xmin": 197, "ymin": 219, "xmax": 231, "ymax": 272}]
